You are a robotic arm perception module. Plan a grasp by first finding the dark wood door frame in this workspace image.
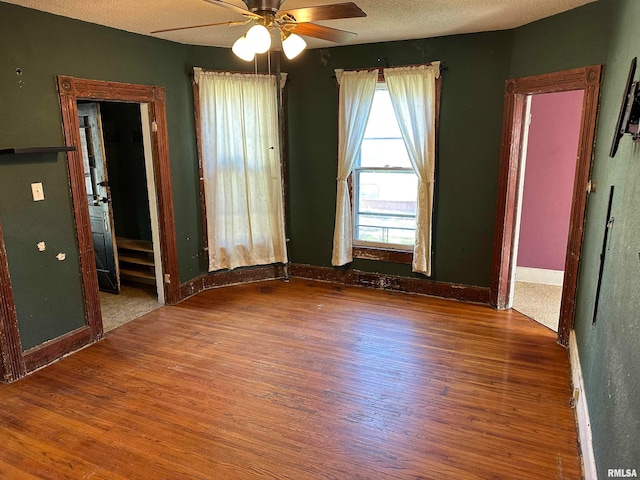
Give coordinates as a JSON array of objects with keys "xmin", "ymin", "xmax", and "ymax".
[
  {"xmin": 0, "ymin": 222, "xmax": 26, "ymax": 382},
  {"xmin": 57, "ymin": 78, "xmax": 180, "ymax": 325},
  {"xmin": 490, "ymin": 65, "xmax": 602, "ymax": 346}
]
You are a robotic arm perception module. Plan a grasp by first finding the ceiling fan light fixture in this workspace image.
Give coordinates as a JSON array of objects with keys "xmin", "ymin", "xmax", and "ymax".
[
  {"xmin": 232, "ymin": 36, "xmax": 255, "ymax": 61},
  {"xmin": 246, "ymin": 24, "xmax": 271, "ymax": 54},
  {"xmin": 282, "ymin": 32, "xmax": 306, "ymax": 60}
]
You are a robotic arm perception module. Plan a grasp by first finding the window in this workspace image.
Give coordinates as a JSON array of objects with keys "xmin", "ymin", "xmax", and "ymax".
[
  {"xmin": 194, "ymin": 69, "xmax": 288, "ymax": 272},
  {"xmin": 332, "ymin": 65, "xmax": 439, "ymax": 274},
  {"xmin": 353, "ymin": 84, "xmax": 418, "ymax": 252}
]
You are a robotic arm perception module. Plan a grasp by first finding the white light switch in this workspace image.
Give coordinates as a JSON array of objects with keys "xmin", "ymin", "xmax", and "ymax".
[{"xmin": 31, "ymin": 182, "xmax": 44, "ymax": 201}]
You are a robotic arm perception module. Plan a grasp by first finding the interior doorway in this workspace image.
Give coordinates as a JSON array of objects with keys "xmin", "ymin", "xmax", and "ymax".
[
  {"xmin": 490, "ymin": 65, "xmax": 603, "ymax": 346},
  {"xmin": 510, "ymin": 90, "xmax": 584, "ymax": 332},
  {"xmin": 77, "ymin": 100, "xmax": 165, "ymax": 331},
  {"xmin": 58, "ymin": 76, "xmax": 180, "ymax": 340}
]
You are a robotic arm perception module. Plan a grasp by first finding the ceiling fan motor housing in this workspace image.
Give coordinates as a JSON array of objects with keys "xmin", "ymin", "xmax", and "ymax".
[{"xmin": 243, "ymin": 0, "xmax": 285, "ymax": 14}]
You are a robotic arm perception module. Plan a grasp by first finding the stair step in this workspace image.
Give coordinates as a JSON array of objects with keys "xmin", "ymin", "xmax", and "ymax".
[
  {"xmin": 118, "ymin": 254, "xmax": 155, "ymax": 267},
  {"xmin": 116, "ymin": 237, "xmax": 153, "ymax": 254},
  {"xmin": 120, "ymin": 268, "xmax": 156, "ymax": 281}
]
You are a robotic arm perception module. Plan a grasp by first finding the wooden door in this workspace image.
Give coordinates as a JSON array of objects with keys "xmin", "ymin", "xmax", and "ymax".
[{"xmin": 77, "ymin": 103, "xmax": 120, "ymax": 293}]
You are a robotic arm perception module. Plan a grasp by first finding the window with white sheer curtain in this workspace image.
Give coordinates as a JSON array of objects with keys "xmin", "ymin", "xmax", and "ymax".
[
  {"xmin": 194, "ymin": 69, "xmax": 287, "ymax": 272},
  {"xmin": 332, "ymin": 64, "xmax": 440, "ymax": 276}
]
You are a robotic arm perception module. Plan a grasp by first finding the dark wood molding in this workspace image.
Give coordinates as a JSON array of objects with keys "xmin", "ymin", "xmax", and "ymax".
[
  {"xmin": 289, "ymin": 264, "xmax": 490, "ymax": 304},
  {"xmin": 148, "ymin": 85, "xmax": 180, "ymax": 305},
  {"xmin": 353, "ymin": 246, "xmax": 412, "ymax": 264},
  {"xmin": 0, "ymin": 223, "xmax": 26, "ymax": 382},
  {"xmin": 23, "ymin": 327, "xmax": 91, "ymax": 373},
  {"xmin": 57, "ymin": 75, "xmax": 180, "ymax": 310},
  {"xmin": 191, "ymin": 77, "xmax": 210, "ymax": 268},
  {"xmin": 58, "ymin": 79, "xmax": 103, "ymax": 345},
  {"xmin": 490, "ymin": 65, "xmax": 603, "ymax": 346},
  {"xmin": 179, "ymin": 262, "xmax": 490, "ymax": 305},
  {"xmin": 59, "ymin": 77, "xmax": 156, "ymax": 102},
  {"xmin": 179, "ymin": 264, "xmax": 287, "ymax": 300}
]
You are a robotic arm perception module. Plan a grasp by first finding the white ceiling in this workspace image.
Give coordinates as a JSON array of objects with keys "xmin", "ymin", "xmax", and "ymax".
[{"xmin": 4, "ymin": 0, "xmax": 596, "ymax": 49}]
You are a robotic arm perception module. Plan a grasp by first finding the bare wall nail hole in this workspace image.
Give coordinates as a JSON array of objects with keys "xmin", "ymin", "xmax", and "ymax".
[
  {"xmin": 16, "ymin": 68, "xmax": 22, "ymax": 75},
  {"xmin": 56, "ymin": 253, "xmax": 66, "ymax": 261}
]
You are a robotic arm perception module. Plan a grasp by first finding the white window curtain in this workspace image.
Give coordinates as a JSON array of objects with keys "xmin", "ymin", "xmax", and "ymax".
[
  {"xmin": 331, "ymin": 69, "xmax": 379, "ymax": 266},
  {"xmin": 195, "ymin": 69, "xmax": 287, "ymax": 272},
  {"xmin": 384, "ymin": 63, "xmax": 440, "ymax": 276}
]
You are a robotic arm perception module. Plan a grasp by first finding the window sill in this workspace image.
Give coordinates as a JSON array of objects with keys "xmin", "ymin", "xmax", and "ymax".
[{"xmin": 353, "ymin": 246, "xmax": 412, "ymax": 264}]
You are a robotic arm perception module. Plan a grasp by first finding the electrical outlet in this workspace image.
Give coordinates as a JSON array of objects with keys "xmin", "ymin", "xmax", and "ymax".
[{"xmin": 31, "ymin": 182, "xmax": 44, "ymax": 201}]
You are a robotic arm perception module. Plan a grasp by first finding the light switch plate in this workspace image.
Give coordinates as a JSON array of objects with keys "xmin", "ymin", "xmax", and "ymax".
[{"xmin": 31, "ymin": 182, "xmax": 44, "ymax": 201}]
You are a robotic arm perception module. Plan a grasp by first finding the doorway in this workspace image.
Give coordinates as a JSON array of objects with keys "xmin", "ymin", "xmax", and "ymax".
[
  {"xmin": 490, "ymin": 65, "xmax": 603, "ymax": 346},
  {"xmin": 58, "ymin": 76, "xmax": 180, "ymax": 339},
  {"xmin": 77, "ymin": 100, "xmax": 166, "ymax": 331},
  {"xmin": 510, "ymin": 90, "xmax": 584, "ymax": 332}
]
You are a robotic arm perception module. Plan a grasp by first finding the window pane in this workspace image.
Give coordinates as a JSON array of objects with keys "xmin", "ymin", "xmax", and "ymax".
[
  {"xmin": 364, "ymin": 88, "xmax": 401, "ymax": 138},
  {"xmin": 360, "ymin": 87, "xmax": 411, "ymax": 169},
  {"xmin": 357, "ymin": 216, "xmax": 416, "ymax": 245},
  {"xmin": 361, "ymin": 138, "xmax": 411, "ymax": 168},
  {"xmin": 355, "ymin": 170, "xmax": 417, "ymax": 247}
]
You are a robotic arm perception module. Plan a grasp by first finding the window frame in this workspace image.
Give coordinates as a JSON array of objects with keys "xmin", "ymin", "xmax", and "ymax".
[{"xmin": 350, "ymin": 71, "xmax": 442, "ymax": 264}]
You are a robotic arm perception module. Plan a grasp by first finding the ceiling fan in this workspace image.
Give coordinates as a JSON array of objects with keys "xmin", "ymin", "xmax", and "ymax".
[{"xmin": 152, "ymin": 0, "xmax": 367, "ymax": 60}]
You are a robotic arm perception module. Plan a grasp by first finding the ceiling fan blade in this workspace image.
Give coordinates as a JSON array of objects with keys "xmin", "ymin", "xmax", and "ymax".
[
  {"xmin": 288, "ymin": 22, "xmax": 356, "ymax": 43},
  {"xmin": 151, "ymin": 20, "xmax": 245, "ymax": 34},
  {"xmin": 202, "ymin": 0, "xmax": 260, "ymax": 18},
  {"xmin": 279, "ymin": 2, "xmax": 366, "ymax": 22}
]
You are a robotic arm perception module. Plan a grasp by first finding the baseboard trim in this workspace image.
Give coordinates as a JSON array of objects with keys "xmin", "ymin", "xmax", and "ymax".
[
  {"xmin": 178, "ymin": 263, "xmax": 287, "ymax": 301},
  {"xmin": 289, "ymin": 264, "xmax": 490, "ymax": 304},
  {"xmin": 23, "ymin": 326, "xmax": 95, "ymax": 373},
  {"xmin": 569, "ymin": 331, "xmax": 598, "ymax": 480},
  {"xmin": 516, "ymin": 267, "xmax": 564, "ymax": 286},
  {"xmin": 178, "ymin": 263, "xmax": 490, "ymax": 305}
]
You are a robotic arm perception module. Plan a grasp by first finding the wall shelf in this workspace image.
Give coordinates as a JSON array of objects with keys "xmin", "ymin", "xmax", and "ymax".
[{"xmin": 0, "ymin": 146, "xmax": 75, "ymax": 155}]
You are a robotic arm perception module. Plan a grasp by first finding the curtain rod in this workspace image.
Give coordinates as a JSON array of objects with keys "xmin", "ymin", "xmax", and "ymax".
[
  {"xmin": 331, "ymin": 61, "xmax": 447, "ymax": 79},
  {"xmin": 191, "ymin": 68, "xmax": 281, "ymax": 77}
]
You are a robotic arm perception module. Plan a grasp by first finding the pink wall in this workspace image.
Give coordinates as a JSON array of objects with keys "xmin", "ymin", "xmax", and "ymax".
[{"xmin": 516, "ymin": 90, "xmax": 584, "ymax": 271}]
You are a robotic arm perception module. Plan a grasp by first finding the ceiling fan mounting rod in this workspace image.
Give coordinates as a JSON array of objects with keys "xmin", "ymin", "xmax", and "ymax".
[{"xmin": 243, "ymin": 0, "xmax": 285, "ymax": 14}]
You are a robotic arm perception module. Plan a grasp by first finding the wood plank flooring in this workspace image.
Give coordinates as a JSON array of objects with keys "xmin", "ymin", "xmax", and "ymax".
[{"xmin": 0, "ymin": 279, "xmax": 582, "ymax": 479}]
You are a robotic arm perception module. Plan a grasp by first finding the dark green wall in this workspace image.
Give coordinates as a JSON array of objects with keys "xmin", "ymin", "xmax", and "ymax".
[
  {"xmin": 509, "ymin": 0, "xmax": 613, "ymax": 78},
  {"xmin": 571, "ymin": 0, "xmax": 640, "ymax": 473},
  {"xmin": 0, "ymin": 152, "xmax": 86, "ymax": 350},
  {"xmin": 285, "ymin": 32, "xmax": 512, "ymax": 286}
]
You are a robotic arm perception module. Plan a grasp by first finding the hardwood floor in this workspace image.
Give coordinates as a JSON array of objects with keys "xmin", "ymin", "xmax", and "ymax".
[{"xmin": 0, "ymin": 279, "xmax": 581, "ymax": 479}]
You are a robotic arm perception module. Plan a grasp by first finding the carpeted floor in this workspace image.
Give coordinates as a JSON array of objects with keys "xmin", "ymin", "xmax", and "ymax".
[
  {"xmin": 512, "ymin": 281, "xmax": 562, "ymax": 332},
  {"xmin": 99, "ymin": 284, "xmax": 162, "ymax": 332}
]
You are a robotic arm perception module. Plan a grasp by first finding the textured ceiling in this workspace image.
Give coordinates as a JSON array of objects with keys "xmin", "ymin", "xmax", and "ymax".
[{"xmin": 4, "ymin": 0, "xmax": 596, "ymax": 49}]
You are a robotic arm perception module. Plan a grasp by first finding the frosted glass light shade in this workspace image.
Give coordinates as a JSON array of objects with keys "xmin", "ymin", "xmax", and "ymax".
[
  {"xmin": 282, "ymin": 33, "xmax": 306, "ymax": 60},
  {"xmin": 246, "ymin": 24, "xmax": 271, "ymax": 54},
  {"xmin": 232, "ymin": 36, "xmax": 255, "ymax": 61}
]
